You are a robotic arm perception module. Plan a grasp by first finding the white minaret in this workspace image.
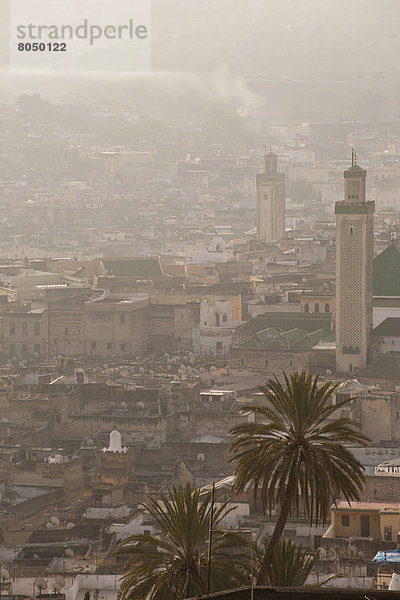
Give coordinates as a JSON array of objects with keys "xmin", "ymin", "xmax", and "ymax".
[
  {"xmin": 256, "ymin": 152, "xmax": 285, "ymax": 241},
  {"xmin": 335, "ymin": 153, "xmax": 374, "ymax": 373},
  {"xmin": 103, "ymin": 429, "xmax": 127, "ymax": 453}
]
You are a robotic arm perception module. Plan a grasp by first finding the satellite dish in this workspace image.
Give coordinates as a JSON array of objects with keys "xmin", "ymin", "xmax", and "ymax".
[
  {"xmin": 55, "ymin": 576, "xmax": 65, "ymax": 586},
  {"xmin": 52, "ymin": 583, "xmax": 61, "ymax": 592},
  {"xmin": 50, "ymin": 516, "xmax": 60, "ymax": 527},
  {"xmin": 138, "ymin": 402, "xmax": 144, "ymax": 410},
  {"xmin": 65, "ymin": 549, "xmax": 74, "ymax": 558},
  {"xmin": 0, "ymin": 568, "xmax": 9, "ymax": 581},
  {"xmin": 66, "ymin": 522, "xmax": 75, "ymax": 529},
  {"xmin": 45, "ymin": 522, "xmax": 53, "ymax": 530},
  {"xmin": 34, "ymin": 578, "xmax": 47, "ymax": 591},
  {"xmin": 197, "ymin": 453, "xmax": 205, "ymax": 462},
  {"xmin": 120, "ymin": 402, "xmax": 127, "ymax": 410}
]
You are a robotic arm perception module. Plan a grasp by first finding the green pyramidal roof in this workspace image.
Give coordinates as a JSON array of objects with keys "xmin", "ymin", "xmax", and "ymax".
[
  {"xmin": 238, "ymin": 312, "xmax": 332, "ymax": 336},
  {"xmin": 239, "ymin": 327, "xmax": 334, "ymax": 350},
  {"xmin": 355, "ymin": 355, "xmax": 400, "ymax": 380},
  {"xmin": 102, "ymin": 258, "xmax": 163, "ymax": 277},
  {"xmin": 373, "ymin": 243, "xmax": 400, "ymax": 297}
]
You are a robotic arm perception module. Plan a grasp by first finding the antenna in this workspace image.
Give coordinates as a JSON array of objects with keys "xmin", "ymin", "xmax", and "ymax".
[
  {"xmin": 354, "ymin": 149, "xmax": 357, "ymax": 165},
  {"xmin": 351, "ymin": 148, "xmax": 354, "ymax": 166},
  {"xmin": 206, "ymin": 482, "xmax": 215, "ymax": 597}
]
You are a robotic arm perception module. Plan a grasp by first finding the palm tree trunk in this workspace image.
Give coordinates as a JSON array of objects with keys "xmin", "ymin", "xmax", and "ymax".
[{"xmin": 257, "ymin": 490, "xmax": 294, "ymax": 585}]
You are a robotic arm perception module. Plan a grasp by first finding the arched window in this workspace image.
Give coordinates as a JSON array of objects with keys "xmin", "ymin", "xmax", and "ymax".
[
  {"xmin": 315, "ymin": 303, "xmax": 319, "ymax": 313},
  {"xmin": 304, "ymin": 303, "xmax": 309, "ymax": 313},
  {"xmin": 325, "ymin": 303, "xmax": 330, "ymax": 313},
  {"xmin": 349, "ymin": 226, "xmax": 354, "ymax": 236}
]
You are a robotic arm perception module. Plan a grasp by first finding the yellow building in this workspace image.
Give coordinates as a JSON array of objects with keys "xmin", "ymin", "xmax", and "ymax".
[{"xmin": 325, "ymin": 500, "xmax": 400, "ymax": 542}]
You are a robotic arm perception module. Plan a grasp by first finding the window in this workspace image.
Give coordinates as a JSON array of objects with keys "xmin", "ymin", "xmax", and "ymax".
[
  {"xmin": 22, "ymin": 344, "xmax": 27, "ymax": 355},
  {"xmin": 34, "ymin": 323, "xmax": 40, "ymax": 336},
  {"xmin": 289, "ymin": 360, "xmax": 293, "ymax": 367},
  {"xmin": 265, "ymin": 359, "xmax": 269, "ymax": 366},
  {"xmin": 120, "ymin": 344, "xmax": 126, "ymax": 352},
  {"xmin": 22, "ymin": 323, "xmax": 28, "ymax": 336},
  {"xmin": 91, "ymin": 342, "xmax": 96, "ymax": 350},
  {"xmin": 34, "ymin": 344, "xmax": 40, "ymax": 353},
  {"xmin": 120, "ymin": 315, "xmax": 126, "ymax": 324},
  {"xmin": 324, "ymin": 303, "xmax": 330, "ymax": 313},
  {"xmin": 304, "ymin": 303, "xmax": 309, "ymax": 313},
  {"xmin": 64, "ymin": 327, "xmax": 68, "ymax": 336},
  {"xmin": 349, "ymin": 364, "xmax": 353, "ymax": 372},
  {"xmin": 241, "ymin": 359, "xmax": 244, "ymax": 365},
  {"xmin": 349, "ymin": 226, "xmax": 354, "ymax": 236},
  {"xmin": 10, "ymin": 323, "xmax": 15, "ymax": 335},
  {"xmin": 215, "ymin": 314, "xmax": 220, "ymax": 327},
  {"xmin": 341, "ymin": 515, "xmax": 349, "ymax": 527},
  {"xmin": 10, "ymin": 344, "xmax": 15, "ymax": 354},
  {"xmin": 107, "ymin": 342, "xmax": 112, "ymax": 350},
  {"xmin": 216, "ymin": 342, "xmax": 223, "ymax": 351},
  {"xmin": 314, "ymin": 303, "xmax": 319, "ymax": 313},
  {"xmin": 222, "ymin": 314, "xmax": 228, "ymax": 323}
]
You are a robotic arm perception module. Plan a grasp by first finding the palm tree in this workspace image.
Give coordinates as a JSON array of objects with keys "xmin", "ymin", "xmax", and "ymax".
[
  {"xmin": 230, "ymin": 370, "xmax": 369, "ymax": 584},
  {"xmin": 264, "ymin": 539, "xmax": 318, "ymax": 587},
  {"xmin": 117, "ymin": 483, "xmax": 250, "ymax": 600}
]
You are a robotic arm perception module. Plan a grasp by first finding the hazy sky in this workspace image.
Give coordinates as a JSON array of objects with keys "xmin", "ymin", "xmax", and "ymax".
[
  {"xmin": 151, "ymin": 0, "xmax": 400, "ymax": 80},
  {"xmin": 1, "ymin": 0, "xmax": 399, "ymax": 77},
  {"xmin": 1, "ymin": 0, "xmax": 399, "ymax": 121}
]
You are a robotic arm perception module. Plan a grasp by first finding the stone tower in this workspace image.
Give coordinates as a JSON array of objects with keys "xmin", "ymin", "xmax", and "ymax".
[
  {"xmin": 335, "ymin": 159, "xmax": 374, "ymax": 373},
  {"xmin": 256, "ymin": 152, "xmax": 285, "ymax": 241}
]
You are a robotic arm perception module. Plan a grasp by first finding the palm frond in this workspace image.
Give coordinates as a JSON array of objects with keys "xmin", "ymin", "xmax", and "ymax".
[{"xmin": 116, "ymin": 483, "xmax": 250, "ymax": 600}]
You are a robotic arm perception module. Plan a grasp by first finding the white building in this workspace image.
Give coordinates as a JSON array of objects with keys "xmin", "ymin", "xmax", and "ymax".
[{"xmin": 192, "ymin": 298, "xmax": 241, "ymax": 358}]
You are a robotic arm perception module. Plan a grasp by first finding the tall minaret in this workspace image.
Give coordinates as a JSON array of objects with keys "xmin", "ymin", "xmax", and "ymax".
[
  {"xmin": 335, "ymin": 153, "xmax": 374, "ymax": 373},
  {"xmin": 256, "ymin": 152, "xmax": 285, "ymax": 241}
]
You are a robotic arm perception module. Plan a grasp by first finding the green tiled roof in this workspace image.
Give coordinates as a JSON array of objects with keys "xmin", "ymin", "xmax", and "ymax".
[
  {"xmin": 373, "ymin": 243, "xmax": 400, "ymax": 297},
  {"xmin": 238, "ymin": 312, "xmax": 332, "ymax": 336},
  {"xmin": 239, "ymin": 327, "xmax": 282, "ymax": 348},
  {"xmin": 373, "ymin": 317, "xmax": 400, "ymax": 337},
  {"xmin": 239, "ymin": 327, "xmax": 334, "ymax": 350},
  {"xmin": 102, "ymin": 258, "xmax": 163, "ymax": 277},
  {"xmin": 355, "ymin": 355, "xmax": 400, "ymax": 380}
]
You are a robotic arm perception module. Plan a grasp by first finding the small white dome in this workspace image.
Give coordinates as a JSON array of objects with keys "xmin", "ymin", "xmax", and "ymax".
[{"xmin": 109, "ymin": 429, "xmax": 122, "ymax": 452}]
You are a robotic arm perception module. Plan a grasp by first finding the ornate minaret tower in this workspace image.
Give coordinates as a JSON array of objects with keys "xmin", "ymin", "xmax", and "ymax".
[
  {"xmin": 335, "ymin": 152, "xmax": 374, "ymax": 373},
  {"xmin": 256, "ymin": 152, "xmax": 285, "ymax": 241}
]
